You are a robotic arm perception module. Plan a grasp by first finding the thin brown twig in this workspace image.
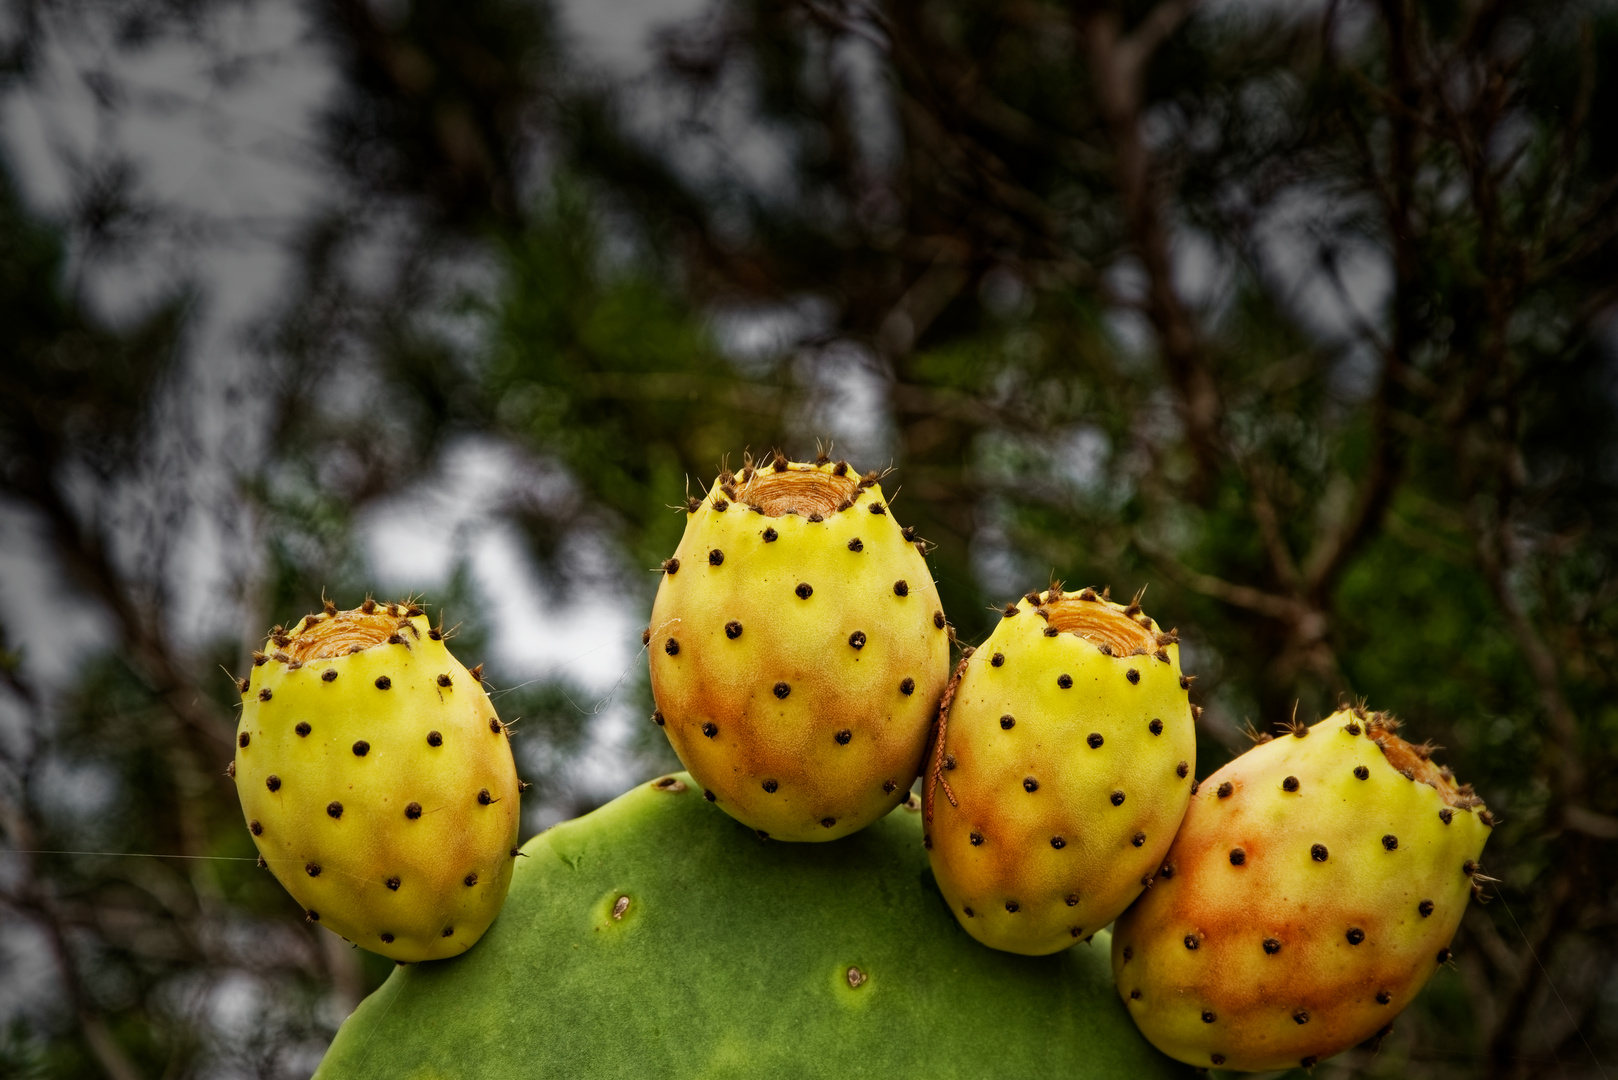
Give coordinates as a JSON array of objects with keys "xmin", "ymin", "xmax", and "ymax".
[
  {"xmin": 1239, "ymin": 460, "xmax": 1304, "ymax": 594},
  {"xmin": 1078, "ymin": 0, "xmax": 1223, "ymax": 486},
  {"xmin": 923, "ymin": 652, "xmax": 972, "ymax": 825},
  {"xmin": 1134, "ymin": 533, "xmax": 1304, "ymax": 621}
]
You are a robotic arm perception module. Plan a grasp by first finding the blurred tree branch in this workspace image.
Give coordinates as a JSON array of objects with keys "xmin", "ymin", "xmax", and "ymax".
[{"xmin": 1079, "ymin": 0, "xmax": 1223, "ymax": 485}]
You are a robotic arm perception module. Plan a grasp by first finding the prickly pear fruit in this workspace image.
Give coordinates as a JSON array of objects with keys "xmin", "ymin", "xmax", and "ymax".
[
  {"xmin": 924, "ymin": 585, "xmax": 1196, "ymax": 955},
  {"xmin": 232, "ymin": 601, "xmax": 522, "ymax": 962},
  {"xmin": 1111, "ymin": 708, "xmax": 1494, "ymax": 1072},
  {"xmin": 314, "ymin": 773, "xmax": 1197, "ymax": 1080},
  {"xmin": 647, "ymin": 454, "xmax": 951, "ymax": 841}
]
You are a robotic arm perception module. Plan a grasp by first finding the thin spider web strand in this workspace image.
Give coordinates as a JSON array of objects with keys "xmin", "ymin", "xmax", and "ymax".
[{"xmin": 1496, "ymin": 876, "xmax": 1609, "ymax": 1079}]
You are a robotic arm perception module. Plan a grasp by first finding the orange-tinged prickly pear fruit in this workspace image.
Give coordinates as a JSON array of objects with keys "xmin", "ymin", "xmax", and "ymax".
[
  {"xmin": 1112, "ymin": 707, "xmax": 1493, "ymax": 1072},
  {"xmin": 925, "ymin": 585, "xmax": 1196, "ymax": 954}
]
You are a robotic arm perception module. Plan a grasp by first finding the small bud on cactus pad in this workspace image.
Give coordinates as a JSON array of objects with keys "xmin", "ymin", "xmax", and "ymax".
[
  {"xmin": 312, "ymin": 774, "xmax": 1195, "ymax": 1079},
  {"xmin": 233, "ymin": 603, "xmax": 521, "ymax": 961},
  {"xmin": 925, "ymin": 587, "xmax": 1195, "ymax": 954},
  {"xmin": 1111, "ymin": 708, "xmax": 1492, "ymax": 1072},
  {"xmin": 647, "ymin": 457, "xmax": 950, "ymax": 841}
]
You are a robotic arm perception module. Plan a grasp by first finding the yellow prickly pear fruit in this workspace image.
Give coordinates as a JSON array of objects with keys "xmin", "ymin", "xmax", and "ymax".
[
  {"xmin": 647, "ymin": 453, "xmax": 952, "ymax": 841},
  {"xmin": 232, "ymin": 600, "xmax": 522, "ymax": 961},
  {"xmin": 923, "ymin": 585, "xmax": 1196, "ymax": 955},
  {"xmin": 1111, "ymin": 708, "xmax": 1494, "ymax": 1072}
]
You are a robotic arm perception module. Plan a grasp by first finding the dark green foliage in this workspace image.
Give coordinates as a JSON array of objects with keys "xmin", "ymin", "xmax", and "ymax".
[
  {"xmin": 481, "ymin": 190, "xmax": 791, "ymax": 586},
  {"xmin": 310, "ymin": 0, "xmax": 562, "ymax": 226},
  {"xmin": 0, "ymin": 163, "xmax": 188, "ymax": 497}
]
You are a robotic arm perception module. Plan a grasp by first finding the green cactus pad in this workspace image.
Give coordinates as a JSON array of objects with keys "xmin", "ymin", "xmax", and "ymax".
[{"xmin": 315, "ymin": 773, "xmax": 1195, "ymax": 1079}]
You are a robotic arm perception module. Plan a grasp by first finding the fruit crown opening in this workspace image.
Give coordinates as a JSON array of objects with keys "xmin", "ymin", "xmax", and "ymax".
[
  {"xmin": 1040, "ymin": 594, "xmax": 1156, "ymax": 656},
  {"xmin": 736, "ymin": 464, "xmax": 861, "ymax": 517},
  {"xmin": 1360, "ymin": 714, "xmax": 1478, "ymax": 807},
  {"xmin": 276, "ymin": 607, "xmax": 417, "ymax": 662}
]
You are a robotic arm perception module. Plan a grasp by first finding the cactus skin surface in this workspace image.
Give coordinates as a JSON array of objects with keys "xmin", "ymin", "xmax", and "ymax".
[
  {"xmin": 233, "ymin": 603, "xmax": 521, "ymax": 962},
  {"xmin": 925, "ymin": 586, "xmax": 1195, "ymax": 955},
  {"xmin": 648, "ymin": 457, "xmax": 950, "ymax": 841},
  {"xmin": 314, "ymin": 774, "xmax": 1196, "ymax": 1080},
  {"xmin": 1111, "ymin": 708, "xmax": 1493, "ymax": 1072}
]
